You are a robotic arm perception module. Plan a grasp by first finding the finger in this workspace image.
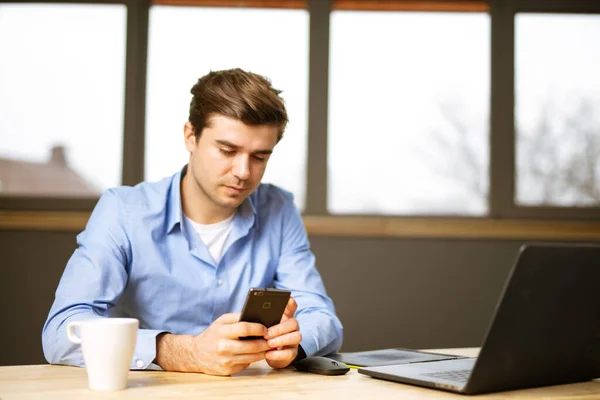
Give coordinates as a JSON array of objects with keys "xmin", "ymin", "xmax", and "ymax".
[
  {"xmin": 267, "ymin": 331, "xmax": 302, "ymax": 349},
  {"xmin": 215, "ymin": 313, "xmax": 242, "ymax": 325},
  {"xmin": 265, "ymin": 346, "xmax": 298, "ymax": 361},
  {"xmin": 224, "ymin": 322, "xmax": 268, "ymax": 340},
  {"xmin": 281, "ymin": 297, "xmax": 298, "ymax": 321},
  {"xmin": 217, "ymin": 338, "xmax": 271, "ymax": 355},
  {"xmin": 265, "ymin": 317, "xmax": 299, "ymax": 340},
  {"xmin": 229, "ymin": 352, "xmax": 267, "ymax": 365}
]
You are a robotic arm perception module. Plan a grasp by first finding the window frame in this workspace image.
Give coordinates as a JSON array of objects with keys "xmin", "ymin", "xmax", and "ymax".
[
  {"xmin": 1, "ymin": 0, "xmax": 600, "ymax": 237},
  {"xmin": 0, "ymin": 0, "xmax": 149, "ymax": 211},
  {"xmin": 490, "ymin": 0, "xmax": 600, "ymax": 221}
]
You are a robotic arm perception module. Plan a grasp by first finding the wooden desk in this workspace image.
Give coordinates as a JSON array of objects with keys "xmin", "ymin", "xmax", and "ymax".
[{"xmin": 1, "ymin": 348, "xmax": 600, "ymax": 399}]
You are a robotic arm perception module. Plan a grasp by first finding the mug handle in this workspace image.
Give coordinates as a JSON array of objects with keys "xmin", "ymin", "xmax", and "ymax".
[{"xmin": 66, "ymin": 321, "xmax": 82, "ymax": 344}]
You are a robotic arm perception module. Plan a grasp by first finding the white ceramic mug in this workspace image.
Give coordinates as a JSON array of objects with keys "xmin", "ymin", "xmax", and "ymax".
[{"xmin": 67, "ymin": 318, "xmax": 139, "ymax": 391}]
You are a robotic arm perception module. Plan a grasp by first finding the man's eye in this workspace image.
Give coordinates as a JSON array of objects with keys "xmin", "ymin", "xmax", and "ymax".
[
  {"xmin": 219, "ymin": 149, "xmax": 234, "ymax": 156},
  {"xmin": 253, "ymin": 155, "xmax": 266, "ymax": 162}
]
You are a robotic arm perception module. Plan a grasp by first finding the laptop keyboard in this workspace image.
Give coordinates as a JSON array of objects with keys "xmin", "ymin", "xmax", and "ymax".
[{"xmin": 422, "ymin": 369, "xmax": 472, "ymax": 383}]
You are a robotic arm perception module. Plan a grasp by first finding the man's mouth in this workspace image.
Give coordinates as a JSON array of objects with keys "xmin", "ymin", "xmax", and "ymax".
[{"xmin": 225, "ymin": 185, "xmax": 245, "ymax": 194}]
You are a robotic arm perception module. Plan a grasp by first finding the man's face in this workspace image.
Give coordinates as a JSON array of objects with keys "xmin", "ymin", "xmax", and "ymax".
[{"xmin": 184, "ymin": 115, "xmax": 279, "ymax": 213}]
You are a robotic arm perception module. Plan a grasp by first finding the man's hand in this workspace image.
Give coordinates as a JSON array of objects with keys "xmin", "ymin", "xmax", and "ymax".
[
  {"xmin": 264, "ymin": 297, "xmax": 302, "ymax": 369},
  {"xmin": 155, "ymin": 313, "xmax": 271, "ymax": 376}
]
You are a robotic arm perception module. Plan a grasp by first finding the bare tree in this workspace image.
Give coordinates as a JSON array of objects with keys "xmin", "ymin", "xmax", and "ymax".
[
  {"xmin": 422, "ymin": 97, "xmax": 600, "ymax": 209},
  {"xmin": 518, "ymin": 98, "xmax": 600, "ymax": 206}
]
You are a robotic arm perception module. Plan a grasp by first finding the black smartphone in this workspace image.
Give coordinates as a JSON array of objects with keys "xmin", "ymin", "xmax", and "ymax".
[{"xmin": 238, "ymin": 288, "xmax": 291, "ymax": 340}]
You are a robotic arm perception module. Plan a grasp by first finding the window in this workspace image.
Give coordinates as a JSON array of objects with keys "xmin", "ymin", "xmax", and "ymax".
[
  {"xmin": 515, "ymin": 13, "xmax": 600, "ymax": 207},
  {"xmin": 0, "ymin": 4, "xmax": 126, "ymax": 197},
  {"xmin": 145, "ymin": 5, "xmax": 309, "ymax": 209},
  {"xmin": 328, "ymin": 11, "xmax": 490, "ymax": 215}
]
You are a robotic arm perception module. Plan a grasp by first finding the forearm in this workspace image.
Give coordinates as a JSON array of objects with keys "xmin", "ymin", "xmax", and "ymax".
[
  {"xmin": 43, "ymin": 309, "xmax": 98, "ymax": 367},
  {"xmin": 297, "ymin": 310, "xmax": 343, "ymax": 357},
  {"xmin": 154, "ymin": 333, "xmax": 199, "ymax": 372},
  {"xmin": 43, "ymin": 307, "xmax": 166, "ymax": 370}
]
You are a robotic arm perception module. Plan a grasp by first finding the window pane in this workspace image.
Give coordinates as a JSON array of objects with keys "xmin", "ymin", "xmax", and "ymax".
[
  {"xmin": 145, "ymin": 7, "xmax": 308, "ymax": 209},
  {"xmin": 328, "ymin": 12, "xmax": 490, "ymax": 215},
  {"xmin": 516, "ymin": 14, "xmax": 600, "ymax": 207},
  {"xmin": 0, "ymin": 4, "xmax": 126, "ymax": 197}
]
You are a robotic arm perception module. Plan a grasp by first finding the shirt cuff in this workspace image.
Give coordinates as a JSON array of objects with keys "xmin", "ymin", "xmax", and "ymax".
[
  {"xmin": 293, "ymin": 345, "xmax": 307, "ymax": 364},
  {"xmin": 130, "ymin": 329, "xmax": 168, "ymax": 370},
  {"xmin": 299, "ymin": 332, "xmax": 318, "ymax": 358}
]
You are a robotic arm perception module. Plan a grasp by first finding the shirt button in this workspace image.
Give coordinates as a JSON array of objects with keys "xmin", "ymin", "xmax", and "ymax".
[
  {"xmin": 217, "ymin": 279, "xmax": 223, "ymax": 286},
  {"xmin": 136, "ymin": 359, "xmax": 144, "ymax": 368}
]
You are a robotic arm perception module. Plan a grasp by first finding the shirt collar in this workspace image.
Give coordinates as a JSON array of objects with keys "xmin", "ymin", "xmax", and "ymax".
[
  {"xmin": 236, "ymin": 191, "xmax": 260, "ymax": 232},
  {"xmin": 165, "ymin": 165, "xmax": 260, "ymax": 234},
  {"xmin": 165, "ymin": 165, "xmax": 186, "ymax": 235}
]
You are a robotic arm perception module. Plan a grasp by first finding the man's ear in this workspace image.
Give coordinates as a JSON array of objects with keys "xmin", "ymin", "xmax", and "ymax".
[{"xmin": 184, "ymin": 122, "xmax": 197, "ymax": 152}]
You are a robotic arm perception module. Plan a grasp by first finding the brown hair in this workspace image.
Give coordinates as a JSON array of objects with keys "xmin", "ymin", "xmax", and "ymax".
[{"xmin": 188, "ymin": 68, "xmax": 288, "ymax": 141}]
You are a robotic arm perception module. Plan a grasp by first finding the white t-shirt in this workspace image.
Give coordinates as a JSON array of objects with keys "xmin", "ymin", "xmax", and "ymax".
[{"xmin": 185, "ymin": 213, "xmax": 235, "ymax": 263}]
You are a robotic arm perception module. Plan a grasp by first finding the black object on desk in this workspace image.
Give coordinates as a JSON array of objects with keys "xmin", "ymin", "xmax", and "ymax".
[{"xmin": 293, "ymin": 356, "xmax": 350, "ymax": 376}]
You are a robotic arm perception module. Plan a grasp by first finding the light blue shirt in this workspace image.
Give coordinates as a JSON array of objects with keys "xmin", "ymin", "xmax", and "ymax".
[{"xmin": 42, "ymin": 167, "xmax": 343, "ymax": 369}]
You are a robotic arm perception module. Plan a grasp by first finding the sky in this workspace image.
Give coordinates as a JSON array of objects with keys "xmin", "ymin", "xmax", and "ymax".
[
  {"xmin": 515, "ymin": 14, "xmax": 600, "ymax": 206},
  {"xmin": 0, "ymin": 4, "xmax": 598, "ymax": 213},
  {"xmin": 328, "ymin": 11, "xmax": 490, "ymax": 214}
]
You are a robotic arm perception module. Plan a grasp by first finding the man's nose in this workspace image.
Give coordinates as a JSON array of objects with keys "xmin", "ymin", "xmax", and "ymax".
[{"xmin": 232, "ymin": 155, "xmax": 250, "ymax": 181}]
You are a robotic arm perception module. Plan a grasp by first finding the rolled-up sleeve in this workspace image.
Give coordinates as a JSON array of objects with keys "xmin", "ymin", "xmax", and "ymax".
[
  {"xmin": 273, "ymin": 195, "xmax": 343, "ymax": 357},
  {"xmin": 41, "ymin": 189, "xmax": 165, "ymax": 370}
]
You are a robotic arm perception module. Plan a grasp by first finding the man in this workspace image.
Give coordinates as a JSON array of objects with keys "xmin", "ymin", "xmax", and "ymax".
[{"xmin": 42, "ymin": 68, "xmax": 343, "ymax": 376}]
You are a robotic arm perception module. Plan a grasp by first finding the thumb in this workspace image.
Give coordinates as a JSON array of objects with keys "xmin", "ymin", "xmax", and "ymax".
[{"xmin": 281, "ymin": 297, "xmax": 298, "ymax": 322}]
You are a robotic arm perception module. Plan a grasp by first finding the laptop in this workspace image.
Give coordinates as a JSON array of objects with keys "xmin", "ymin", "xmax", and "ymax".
[{"xmin": 358, "ymin": 243, "xmax": 600, "ymax": 395}]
